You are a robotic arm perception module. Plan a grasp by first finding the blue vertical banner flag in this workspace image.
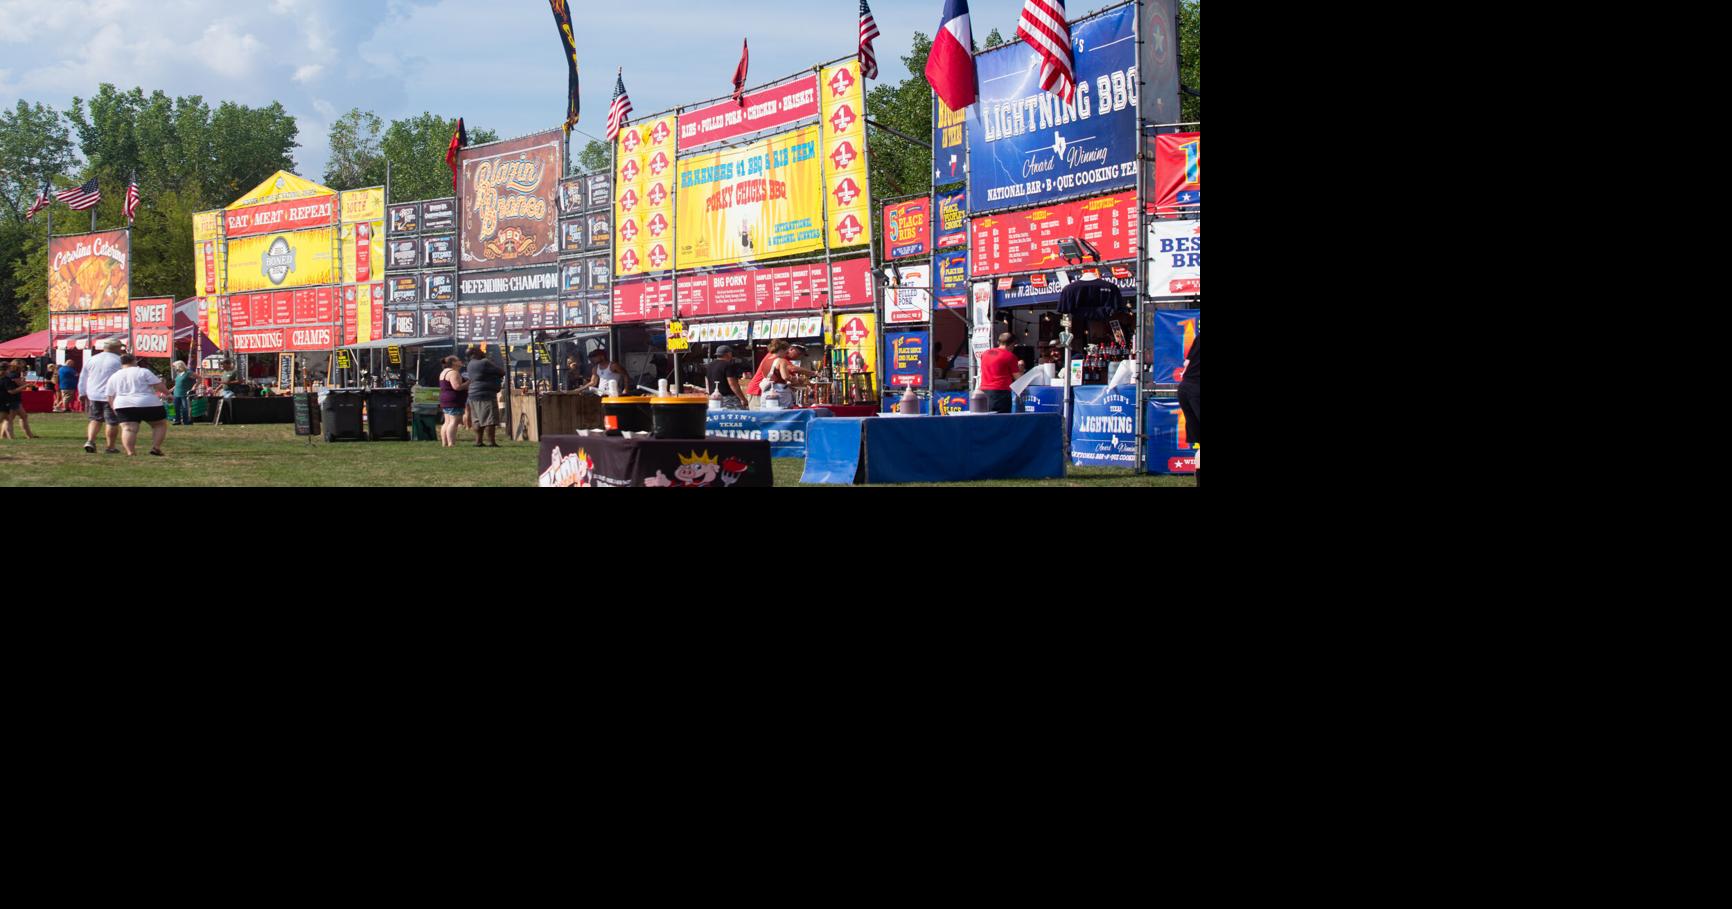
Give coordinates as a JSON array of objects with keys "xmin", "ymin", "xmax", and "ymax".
[
  {"xmin": 936, "ymin": 250, "xmax": 969, "ymax": 308},
  {"xmin": 886, "ymin": 330, "xmax": 929, "ymax": 388},
  {"xmin": 934, "ymin": 93, "xmax": 967, "ymax": 185},
  {"xmin": 934, "ymin": 188, "xmax": 967, "ymax": 248},
  {"xmin": 1148, "ymin": 309, "xmax": 1200, "ymax": 384},
  {"xmin": 964, "ymin": 4, "xmax": 1139, "ymax": 213}
]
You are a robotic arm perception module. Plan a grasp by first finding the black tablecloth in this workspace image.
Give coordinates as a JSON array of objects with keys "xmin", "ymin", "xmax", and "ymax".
[
  {"xmin": 208, "ymin": 396, "xmax": 296, "ymax": 425},
  {"xmin": 538, "ymin": 433, "xmax": 775, "ymax": 488}
]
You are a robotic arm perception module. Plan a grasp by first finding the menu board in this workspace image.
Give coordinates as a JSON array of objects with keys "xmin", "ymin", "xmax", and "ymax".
[
  {"xmin": 969, "ymin": 191, "xmax": 1139, "ymax": 277},
  {"xmin": 611, "ymin": 257, "xmax": 872, "ymax": 322}
]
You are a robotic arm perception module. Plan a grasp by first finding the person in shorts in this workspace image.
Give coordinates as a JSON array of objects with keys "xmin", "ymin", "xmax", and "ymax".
[
  {"xmin": 464, "ymin": 347, "xmax": 504, "ymax": 447},
  {"xmin": 437, "ymin": 356, "xmax": 469, "ymax": 448},
  {"xmin": 78, "ymin": 338, "xmax": 127, "ymax": 454},
  {"xmin": 56, "ymin": 358, "xmax": 79, "ymax": 412},
  {"xmin": 99, "ymin": 355, "xmax": 171, "ymax": 457}
]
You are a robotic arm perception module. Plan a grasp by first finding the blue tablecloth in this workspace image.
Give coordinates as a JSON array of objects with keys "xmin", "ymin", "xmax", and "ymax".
[
  {"xmin": 802, "ymin": 413, "xmax": 1065, "ymax": 485},
  {"xmin": 706, "ymin": 408, "xmax": 831, "ymax": 459}
]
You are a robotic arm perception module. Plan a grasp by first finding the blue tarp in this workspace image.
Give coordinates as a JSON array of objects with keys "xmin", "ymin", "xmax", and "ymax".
[
  {"xmin": 864, "ymin": 414, "xmax": 1065, "ymax": 485},
  {"xmin": 801, "ymin": 418, "xmax": 868, "ymax": 485}
]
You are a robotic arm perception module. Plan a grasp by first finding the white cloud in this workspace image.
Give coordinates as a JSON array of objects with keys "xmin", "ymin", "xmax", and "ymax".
[
  {"xmin": 197, "ymin": 22, "xmax": 264, "ymax": 79},
  {"xmin": 294, "ymin": 65, "xmax": 325, "ymax": 84}
]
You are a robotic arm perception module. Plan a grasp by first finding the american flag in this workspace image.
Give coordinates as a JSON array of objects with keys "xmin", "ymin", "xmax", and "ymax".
[
  {"xmin": 858, "ymin": 0, "xmax": 882, "ymax": 80},
  {"xmin": 1017, "ymin": 0, "xmax": 1076, "ymax": 103},
  {"xmin": 125, "ymin": 179, "xmax": 141, "ymax": 222},
  {"xmin": 605, "ymin": 69, "xmax": 634, "ymax": 143},
  {"xmin": 55, "ymin": 177, "xmax": 102, "ymax": 212},
  {"xmin": 26, "ymin": 184, "xmax": 52, "ymax": 220}
]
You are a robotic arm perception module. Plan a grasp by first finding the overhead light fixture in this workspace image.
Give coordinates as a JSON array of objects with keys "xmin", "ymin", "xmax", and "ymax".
[{"xmin": 1058, "ymin": 237, "xmax": 1102, "ymax": 264}]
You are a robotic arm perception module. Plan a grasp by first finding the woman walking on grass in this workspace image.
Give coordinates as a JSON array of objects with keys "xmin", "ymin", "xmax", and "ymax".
[
  {"xmin": 0, "ymin": 361, "xmax": 40, "ymax": 440},
  {"xmin": 438, "ymin": 356, "xmax": 468, "ymax": 448},
  {"xmin": 100, "ymin": 355, "xmax": 172, "ymax": 457}
]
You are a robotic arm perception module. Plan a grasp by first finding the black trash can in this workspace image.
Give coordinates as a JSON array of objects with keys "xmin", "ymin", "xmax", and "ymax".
[
  {"xmin": 367, "ymin": 389, "xmax": 413, "ymax": 442},
  {"xmin": 322, "ymin": 389, "xmax": 365, "ymax": 442}
]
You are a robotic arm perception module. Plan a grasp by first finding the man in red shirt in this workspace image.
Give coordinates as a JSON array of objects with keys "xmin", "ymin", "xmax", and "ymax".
[{"xmin": 978, "ymin": 333, "xmax": 1024, "ymax": 414}]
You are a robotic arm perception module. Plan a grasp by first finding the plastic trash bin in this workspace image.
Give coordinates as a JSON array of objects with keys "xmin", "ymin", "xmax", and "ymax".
[
  {"xmin": 321, "ymin": 389, "xmax": 365, "ymax": 442},
  {"xmin": 411, "ymin": 403, "xmax": 441, "ymax": 442},
  {"xmin": 366, "ymin": 389, "xmax": 413, "ymax": 441}
]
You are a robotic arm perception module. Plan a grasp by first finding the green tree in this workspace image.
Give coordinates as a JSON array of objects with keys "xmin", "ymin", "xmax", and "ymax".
[
  {"xmin": 0, "ymin": 101, "xmax": 76, "ymax": 221},
  {"xmin": 324, "ymin": 109, "xmax": 386, "ymax": 191},
  {"xmin": 1180, "ymin": 0, "xmax": 1201, "ymax": 124},
  {"xmin": 376, "ymin": 113, "xmax": 497, "ymax": 202},
  {"xmin": 866, "ymin": 31, "xmax": 934, "ymax": 208},
  {"xmin": 576, "ymin": 140, "xmax": 609, "ymax": 175},
  {"xmin": 983, "ymin": 28, "xmax": 1006, "ymax": 48}
]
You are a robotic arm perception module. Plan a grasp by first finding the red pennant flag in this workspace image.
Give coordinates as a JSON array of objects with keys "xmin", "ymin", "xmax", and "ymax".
[
  {"xmin": 732, "ymin": 39, "xmax": 750, "ymax": 105},
  {"xmin": 445, "ymin": 118, "xmax": 467, "ymax": 194}
]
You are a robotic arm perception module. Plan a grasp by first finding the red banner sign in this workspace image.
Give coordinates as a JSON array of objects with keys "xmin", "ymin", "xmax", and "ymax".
[
  {"xmin": 678, "ymin": 74, "xmax": 821, "ymax": 152},
  {"xmin": 1152, "ymin": 132, "xmax": 1200, "ymax": 215},
  {"xmin": 229, "ymin": 326, "xmax": 338, "ymax": 354},
  {"xmin": 129, "ymin": 296, "xmax": 176, "ymax": 358},
  {"xmin": 223, "ymin": 197, "xmax": 337, "ymax": 237},
  {"xmin": 611, "ymin": 257, "xmax": 873, "ymax": 323},
  {"xmin": 969, "ymin": 192, "xmax": 1139, "ymax": 277}
]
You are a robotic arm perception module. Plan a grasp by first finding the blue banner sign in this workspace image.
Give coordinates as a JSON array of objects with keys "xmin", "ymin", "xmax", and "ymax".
[
  {"xmin": 886, "ymin": 330, "xmax": 929, "ymax": 388},
  {"xmin": 1071, "ymin": 385, "xmax": 1139, "ymax": 468},
  {"xmin": 936, "ymin": 251, "xmax": 969, "ymax": 309},
  {"xmin": 965, "ymin": 4, "xmax": 1140, "ymax": 213},
  {"xmin": 705, "ymin": 409, "xmax": 824, "ymax": 459}
]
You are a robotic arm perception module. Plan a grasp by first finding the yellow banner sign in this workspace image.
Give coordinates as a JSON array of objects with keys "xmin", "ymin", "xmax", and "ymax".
[
  {"xmin": 615, "ymin": 114, "xmax": 677, "ymax": 277},
  {"xmin": 228, "ymin": 170, "xmax": 336, "ymax": 210},
  {"xmin": 822, "ymin": 61, "xmax": 872, "ymax": 251},
  {"xmin": 340, "ymin": 187, "xmax": 385, "ymax": 224},
  {"xmin": 341, "ymin": 220, "xmax": 384, "ymax": 284},
  {"xmin": 193, "ymin": 210, "xmax": 223, "ymax": 242},
  {"xmin": 676, "ymin": 124, "xmax": 824, "ymax": 270},
  {"xmin": 225, "ymin": 228, "xmax": 336, "ymax": 293}
]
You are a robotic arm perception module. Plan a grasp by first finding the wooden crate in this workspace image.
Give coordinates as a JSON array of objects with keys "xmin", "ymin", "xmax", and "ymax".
[{"xmin": 515, "ymin": 392, "xmax": 604, "ymax": 441}]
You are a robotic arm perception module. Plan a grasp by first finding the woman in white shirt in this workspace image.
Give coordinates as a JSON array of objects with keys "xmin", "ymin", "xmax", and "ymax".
[{"xmin": 100, "ymin": 355, "xmax": 171, "ymax": 457}]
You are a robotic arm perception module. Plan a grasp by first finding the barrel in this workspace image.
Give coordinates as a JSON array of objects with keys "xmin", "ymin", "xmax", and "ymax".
[
  {"xmin": 602, "ymin": 396, "xmax": 653, "ymax": 434},
  {"xmin": 650, "ymin": 396, "xmax": 710, "ymax": 440}
]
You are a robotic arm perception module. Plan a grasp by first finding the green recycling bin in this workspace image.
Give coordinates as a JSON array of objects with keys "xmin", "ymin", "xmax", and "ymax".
[{"xmin": 411, "ymin": 403, "xmax": 441, "ymax": 442}]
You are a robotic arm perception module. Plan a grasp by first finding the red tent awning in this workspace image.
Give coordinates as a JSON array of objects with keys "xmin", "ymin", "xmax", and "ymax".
[{"xmin": 0, "ymin": 330, "xmax": 51, "ymax": 359}]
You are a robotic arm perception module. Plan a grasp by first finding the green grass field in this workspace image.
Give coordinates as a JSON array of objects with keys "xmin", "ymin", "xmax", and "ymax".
[{"xmin": 2, "ymin": 413, "xmax": 1194, "ymax": 487}]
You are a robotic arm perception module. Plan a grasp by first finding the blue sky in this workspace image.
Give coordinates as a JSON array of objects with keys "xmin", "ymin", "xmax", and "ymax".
[{"xmin": 0, "ymin": 0, "xmax": 1028, "ymax": 179}]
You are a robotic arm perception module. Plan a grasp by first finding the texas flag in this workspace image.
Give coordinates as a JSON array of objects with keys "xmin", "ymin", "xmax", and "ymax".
[{"xmin": 925, "ymin": 0, "xmax": 977, "ymax": 112}]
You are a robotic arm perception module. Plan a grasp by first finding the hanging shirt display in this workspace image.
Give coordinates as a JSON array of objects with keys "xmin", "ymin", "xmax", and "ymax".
[{"xmin": 1057, "ymin": 278, "xmax": 1128, "ymax": 322}]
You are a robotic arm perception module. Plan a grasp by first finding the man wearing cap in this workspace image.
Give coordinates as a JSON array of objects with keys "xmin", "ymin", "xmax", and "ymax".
[
  {"xmin": 583, "ymin": 349, "xmax": 628, "ymax": 395},
  {"xmin": 77, "ymin": 338, "xmax": 127, "ymax": 454},
  {"xmin": 978, "ymin": 333, "xmax": 1024, "ymax": 414},
  {"xmin": 704, "ymin": 346, "xmax": 748, "ymax": 409}
]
